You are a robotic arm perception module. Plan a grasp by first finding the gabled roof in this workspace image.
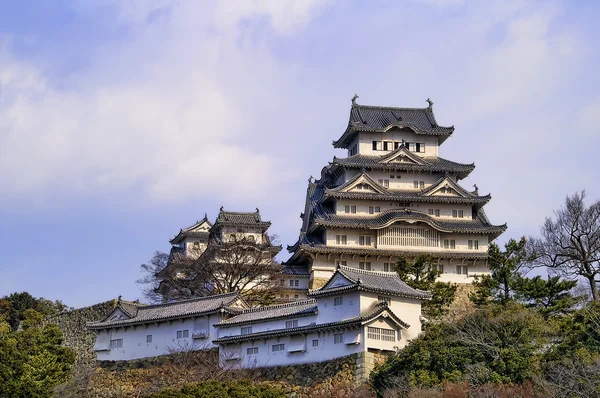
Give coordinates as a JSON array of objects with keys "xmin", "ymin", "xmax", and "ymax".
[
  {"xmin": 333, "ymin": 100, "xmax": 454, "ymax": 149},
  {"xmin": 378, "ymin": 146, "xmax": 432, "ymax": 166},
  {"xmin": 87, "ymin": 292, "xmax": 244, "ymax": 330},
  {"xmin": 323, "ymin": 175, "xmax": 491, "ymax": 208},
  {"xmin": 282, "ymin": 265, "xmax": 311, "ymax": 277},
  {"xmin": 213, "ymin": 208, "xmax": 271, "ymax": 230},
  {"xmin": 327, "ymin": 171, "xmax": 389, "ymax": 195},
  {"xmin": 215, "ymin": 299, "xmax": 318, "ymax": 327},
  {"xmin": 308, "ymin": 266, "xmax": 431, "ymax": 300},
  {"xmin": 332, "ymin": 155, "xmax": 475, "ymax": 180},
  {"xmin": 170, "ymin": 215, "xmax": 213, "ymax": 244},
  {"xmin": 312, "ymin": 208, "xmax": 507, "ymax": 236},
  {"xmin": 213, "ymin": 302, "xmax": 408, "ymax": 344}
]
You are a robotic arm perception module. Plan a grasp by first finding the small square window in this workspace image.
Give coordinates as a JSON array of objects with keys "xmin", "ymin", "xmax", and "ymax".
[
  {"xmin": 344, "ymin": 205, "xmax": 350, "ymax": 213},
  {"xmin": 177, "ymin": 330, "xmax": 182, "ymax": 339},
  {"xmin": 419, "ymin": 181, "xmax": 424, "ymax": 189},
  {"xmin": 375, "ymin": 206, "xmax": 381, "ymax": 213},
  {"xmin": 286, "ymin": 320, "xmax": 299, "ymax": 329},
  {"xmin": 241, "ymin": 327, "xmax": 252, "ymax": 335},
  {"xmin": 369, "ymin": 206, "xmax": 374, "ymax": 214},
  {"xmin": 351, "ymin": 205, "xmax": 357, "ymax": 214},
  {"xmin": 312, "ymin": 339, "xmax": 319, "ymax": 347},
  {"xmin": 146, "ymin": 335, "xmax": 152, "ymax": 343},
  {"xmin": 334, "ymin": 333, "xmax": 345, "ymax": 344},
  {"xmin": 334, "ymin": 297, "xmax": 343, "ymax": 306},
  {"xmin": 435, "ymin": 209, "xmax": 440, "ymax": 217},
  {"xmin": 182, "ymin": 330, "xmax": 189, "ymax": 338},
  {"xmin": 383, "ymin": 262, "xmax": 390, "ymax": 272},
  {"xmin": 247, "ymin": 347, "xmax": 258, "ymax": 355}
]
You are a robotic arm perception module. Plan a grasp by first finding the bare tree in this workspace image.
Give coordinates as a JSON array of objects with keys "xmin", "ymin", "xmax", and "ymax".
[
  {"xmin": 529, "ymin": 191, "xmax": 600, "ymax": 302},
  {"xmin": 137, "ymin": 235, "xmax": 284, "ymax": 305}
]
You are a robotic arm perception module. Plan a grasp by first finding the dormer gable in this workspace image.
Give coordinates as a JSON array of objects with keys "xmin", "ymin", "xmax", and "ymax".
[
  {"xmin": 327, "ymin": 171, "xmax": 389, "ymax": 195},
  {"xmin": 322, "ymin": 272, "xmax": 354, "ymax": 290},
  {"xmin": 421, "ymin": 175, "xmax": 479, "ymax": 198},
  {"xmin": 378, "ymin": 146, "xmax": 430, "ymax": 166}
]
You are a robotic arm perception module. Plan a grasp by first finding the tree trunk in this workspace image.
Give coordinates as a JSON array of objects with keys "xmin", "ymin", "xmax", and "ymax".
[{"xmin": 587, "ymin": 276, "xmax": 600, "ymax": 302}]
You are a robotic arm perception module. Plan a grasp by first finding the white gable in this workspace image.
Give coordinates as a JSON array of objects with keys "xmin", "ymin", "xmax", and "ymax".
[{"xmin": 323, "ymin": 273, "xmax": 354, "ymax": 289}]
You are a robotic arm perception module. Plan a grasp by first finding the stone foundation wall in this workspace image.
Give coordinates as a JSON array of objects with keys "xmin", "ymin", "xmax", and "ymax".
[
  {"xmin": 47, "ymin": 299, "xmax": 116, "ymax": 368},
  {"xmin": 446, "ymin": 283, "xmax": 477, "ymax": 321},
  {"xmin": 310, "ymin": 277, "xmax": 330, "ymax": 290}
]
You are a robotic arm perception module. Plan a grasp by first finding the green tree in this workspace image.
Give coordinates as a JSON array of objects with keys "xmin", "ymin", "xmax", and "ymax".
[
  {"xmin": 0, "ymin": 309, "xmax": 75, "ymax": 398},
  {"xmin": 395, "ymin": 254, "xmax": 457, "ymax": 319},
  {"xmin": 372, "ymin": 304, "xmax": 551, "ymax": 391},
  {"xmin": 471, "ymin": 238, "xmax": 528, "ymax": 305},
  {"xmin": 513, "ymin": 275, "xmax": 580, "ymax": 318},
  {"xmin": 0, "ymin": 292, "xmax": 68, "ymax": 330}
]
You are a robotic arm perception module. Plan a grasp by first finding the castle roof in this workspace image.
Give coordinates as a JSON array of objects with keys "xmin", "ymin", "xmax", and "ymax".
[
  {"xmin": 87, "ymin": 292, "xmax": 243, "ymax": 330},
  {"xmin": 170, "ymin": 215, "xmax": 212, "ymax": 244},
  {"xmin": 213, "ymin": 208, "xmax": 271, "ymax": 231},
  {"xmin": 308, "ymin": 265, "xmax": 431, "ymax": 300},
  {"xmin": 215, "ymin": 299, "xmax": 318, "ymax": 327},
  {"xmin": 213, "ymin": 302, "xmax": 409, "ymax": 344},
  {"xmin": 333, "ymin": 101, "xmax": 454, "ymax": 149}
]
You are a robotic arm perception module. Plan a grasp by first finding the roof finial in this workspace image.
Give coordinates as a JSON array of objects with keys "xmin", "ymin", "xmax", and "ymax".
[
  {"xmin": 426, "ymin": 98, "xmax": 433, "ymax": 108},
  {"xmin": 117, "ymin": 295, "xmax": 122, "ymax": 304},
  {"xmin": 473, "ymin": 184, "xmax": 479, "ymax": 194},
  {"xmin": 219, "ymin": 206, "xmax": 224, "ymax": 211},
  {"xmin": 308, "ymin": 175, "xmax": 314, "ymax": 184},
  {"xmin": 204, "ymin": 212, "xmax": 208, "ymax": 219},
  {"xmin": 255, "ymin": 207, "xmax": 259, "ymax": 213},
  {"xmin": 352, "ymin": 94, "xmax": 359, "ymax": 104}
]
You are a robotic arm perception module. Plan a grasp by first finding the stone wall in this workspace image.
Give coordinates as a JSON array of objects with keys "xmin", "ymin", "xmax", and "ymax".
[{"xmin": 47, "ymin": 299, "xmax": 116, "ymax": 368}]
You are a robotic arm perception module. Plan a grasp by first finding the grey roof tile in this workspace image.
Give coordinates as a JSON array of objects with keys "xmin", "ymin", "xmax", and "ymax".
[
  {"xmin": 309, "ymin": 266, "xmax": 431, "ymax": 300},
  {"xmin": 215, "ymin": 299, "xmax": 318, "ymax": 327},
  {"xmin": 87, "ymin": 292, "xmax": 242, "ymax": 329}
]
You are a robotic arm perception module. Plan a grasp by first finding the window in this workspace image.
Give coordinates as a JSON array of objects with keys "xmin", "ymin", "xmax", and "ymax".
[
  {"xmin": 369, "ymin": 206, "xmax": 374, "ymax": 214},
  {"xmin": 110, "ymin": 339, "xmax": 123, "ymax": 348},
  {"xmin": 458, "ymin": 210, "xmax": 464, "ymax": 218},
  {"xmin": 414, "ymin": 181, "xmax": 424, "ymax": 189},
  {"xmin": 441, "ymin": 187, "xmax": 447, "ymax": 194},
  {"xmin": 146, "ymin": 335, "xmax": 152, "ymax": 343},
  {"xmin": 358, "ymin": 236, "xmax": 372, "ymax": 246},
  {"xmin": 176, "ymin": 330, "xmax": 189, "ymax": 339},
  {"xmin": 378, "ymin": 296, "xmax": 391, "ymax": 304},
  {"xmin": 437, "ymin": 263, "xmax": 444, "ymax": 273},
  {"xmin": 415, "ymin": 143, "xmax": 421, "ymax": 152},
  {"xmin": 405, "ymin": 142, "xmax": 410, "ymax": 151},
  {"xmin": 383, "ymin": 262, "xmax": 390, "ymax": 272},
  {"xmin": 413, "ymin": 181, "xmax": 418, "ymax": 189},
  {"xmin": 359, "ymin": 261, "xmax": 371, "ymax": 270},
  {"xmin": 286, "ymin": 320, "xmax": 299, "ymax": 329},
  {"xmin": 334, "ymin": 333, "xmax": 345, "ymax": 344},
  {"xmin": 312, "ymin": 339, "xmax": 319, "ymax": 347},
  {"xmin": 390, "ymin": 175, "xmax": 395, "ymax": 178},
  {"xmin": 335, "ymin": 260, "xmax": 347, "ymax": 267},
  {"xmin": 474, "ymin": 240, "xmax": 479, "ymax": 250},
  {"xmin": 378, "ymin": 179, "xmax": 389, "ymax": 188},
  {"xmin": 288, "ymin": 279, "xmax": 299, "ymax": 287},
  {"xmin": 294, "ymin": 294, "xmax": 299, "ymax": 298},
  {"xmin": 443, "ymin": 239, "xmax": 456, "ymax": 249},
  {"xmin": 419, "ymin": 181, "xmax": 425, "ymax": 189},
  {"xmin": 272, "ymin": 343, "xmax": 285, "ymax": 352},
  {"xmin": 368, "ymin": 327, "xmax": 396, "ymax": 342},
  {"xmin": 375, "ymin": 206, "xmax": 381, "ymax": 213},
  {"xmin": 394, "ymin": 142, "xmax": 400, "ymax": 149},
  {"xmin": 247, "ymin": 347, "xmax": 258, "ymax": 355},
  {"xmin": 372, "ymin": 141, "xmax": 377, "ymax": 150},
  {"xmin": 334, "ymin": 297, "xmax": 343, "ymax": 306},
  {"xmin": 192, "ymin": 242, "xmax": 200, "ymax": 249},
  {"xmin": 435, "ymin": 209, "xmax": 440, "ymax": 217},
  {"xmin": 452, "ymin": 210, "xmax": 457, "ymax": 218},
  {"xmin": 428, "ymin": 209, "xmax": 434, "ymax": 215},
  {"xmin": 241, "ymin": 327, "xmax": 252, "ymax": 335},
  {"xmin": 383, "ymin": 141, "xmax": 389, "ymax": 151},
  {"xmin": 351, "ymin": 205, "xmax": 357, "ymax": 214},
  {"xmin": 456, "ymin": 265, "xmax": 468, "ymax": 275},
  {"xmin": 335, "ymin": 235, "xmax": 347, "ymax": 245},
  {"xmin": 344, "ymin": 205, "xmax": 350, "ymax": 213}
]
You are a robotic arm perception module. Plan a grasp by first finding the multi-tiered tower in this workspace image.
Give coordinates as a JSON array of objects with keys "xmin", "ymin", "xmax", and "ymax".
[{"xmin": 286, "ymin": 98, "xmax": 506, "ymax": 288}]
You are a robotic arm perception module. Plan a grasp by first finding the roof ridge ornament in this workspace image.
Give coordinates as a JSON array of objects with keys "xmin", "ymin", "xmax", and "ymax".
[
  {"xmin": 426, "ymin": 98, "xmax": 433, "ymax": 108},
  {"xmin": 351, "ymin": 94, "xmax": 359, "ymax": 105}
]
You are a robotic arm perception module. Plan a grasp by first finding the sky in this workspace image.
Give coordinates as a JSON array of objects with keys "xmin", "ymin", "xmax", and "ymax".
[{"xmin": 1, "ymin": 0, "xmax": 599, "ymax": 308}]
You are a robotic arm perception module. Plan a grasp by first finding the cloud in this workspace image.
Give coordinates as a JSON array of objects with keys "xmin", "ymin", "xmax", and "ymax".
[{"xmin": 0, "ymin": 1, "xmax": 331, "ymax": 206}]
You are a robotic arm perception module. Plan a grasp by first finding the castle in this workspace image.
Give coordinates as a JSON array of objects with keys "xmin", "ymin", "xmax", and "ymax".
[{"xmin": 88, "ymin": 98, "xmax": 505, "ymax": 369}]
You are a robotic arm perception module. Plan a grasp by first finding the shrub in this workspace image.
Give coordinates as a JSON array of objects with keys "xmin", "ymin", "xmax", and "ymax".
[{"xmin": 146, "ymin": 380, "xmax": 285, "ymax": 398}]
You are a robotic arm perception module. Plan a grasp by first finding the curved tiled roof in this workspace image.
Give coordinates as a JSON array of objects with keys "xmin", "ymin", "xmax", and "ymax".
[
  {"xmin": 215, "ymin": 299, "xmax": 318, "ymax": 327},
  {"xmin": 213, "ymin": 208, "xmax": 271, "ymax": 229},
  {"xmin": 213, "ymin": 302, "xmax": 408, "ymax": 344},
  {"xmin": 332, "ymin": 155, "xmax": 475, "ymax": 179},
  {"xmin": 309, "ymin": 266, "xmax": 431, "ymax": 300},
  {"xmin": 312, "ymin": 208, "xmax": 507, "ymax": 235},
  {"xmin": 87, "ymin": 292, "xmax": 242, "ymax": 330},
  {"xmin": 333, "ymin": 102, "xmax": 454, "ymax": 149}
]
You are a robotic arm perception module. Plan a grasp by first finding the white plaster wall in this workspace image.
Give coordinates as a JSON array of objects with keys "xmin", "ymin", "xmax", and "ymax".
[
  {"xmin": 326, "ymin": 228, "xmax": 376, "ymax": 249},
  {"xmin": 359, "ymin": 292, "xmax": 422, "ymax": 340},
  {"xmin": 363, "ymin": 317, "xmax": 406, "ymax": 351},
  {"xmin": 334, "ymin": 199, "xmax": 474, "ymax": 220},
  {"xmin": 222, "ymin": 331, "xmax": 364, "ymax": 369},
  {"xmin": 356, "ymin": 131, "xmax": 440, "ymax": 157},
  {"xmin": 94, "ymin": 313, "xmax": 223, "ymax": 361},
  {"xmin": 217, "ymin": 313, "xmax": 318, "ymax": 338},
  {"xmin": 343, "ymin": 170, "xmax": 446, "ymax": 191}
]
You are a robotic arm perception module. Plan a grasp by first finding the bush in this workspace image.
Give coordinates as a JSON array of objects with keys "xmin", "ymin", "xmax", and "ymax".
[{"xmin": 146, "ymin": 380, "xmax": 285, "ymax": 398}]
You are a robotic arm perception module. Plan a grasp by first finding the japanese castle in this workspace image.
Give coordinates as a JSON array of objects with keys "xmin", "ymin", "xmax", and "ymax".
[{"xmin": 89, "ymin": 98, "xmax": 505, "ymax": 369}]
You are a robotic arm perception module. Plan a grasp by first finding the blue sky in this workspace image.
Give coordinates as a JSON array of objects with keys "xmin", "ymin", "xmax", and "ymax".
[{"xmin": 1, "ymin": 0, "xmax": 599, "ymax": 308}]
